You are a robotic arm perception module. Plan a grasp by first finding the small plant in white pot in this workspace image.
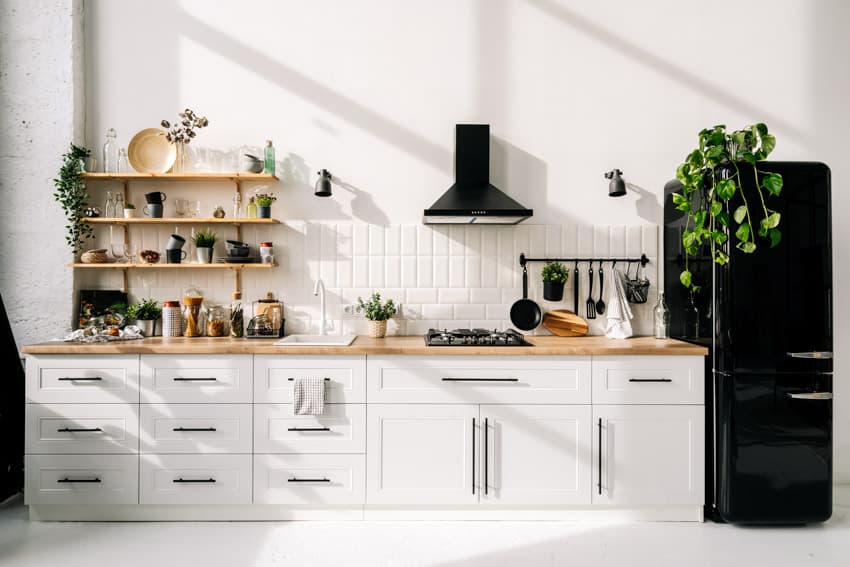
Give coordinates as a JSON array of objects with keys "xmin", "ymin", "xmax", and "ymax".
[
  {"xmin": 356, "ymin": 291, "xmax": 397, "ymax": 338},
  {"xmin": 125, "ymin": 298, "xmax": 162, "ymax": 337},
  {"xmin": 123, "ymin": 202, "xmax": 136, "ymax": 218},
  {"xmin": 193, "ymin": 229, "xmax": 217, "ymax": 263}
]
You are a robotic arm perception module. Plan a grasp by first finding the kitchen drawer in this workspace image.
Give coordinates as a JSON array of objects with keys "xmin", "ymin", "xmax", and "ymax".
[
  {"xmin": 140, "ymin": 355, "xmax": 253, "ymax": 403},
  {"xmin": 25, "ymin": 454, "xmax": 138, "ymax": 505},
  {"xmin": 26, "ymin": 403, "xmax": 139, "ymax": 454},
  {"xmin": 254, "ymin": 404, "xmax": 366, "ymax": 454},
  {"xmin": 140, "ymin": 404, "xmax": 252, "ymax": 454},
  {"xmin": 254, "ymin": 454, "xmax": 365, "ymax": 505},
  {"xmin": 367, "ymin": 356, "xmax": 591, "ymax": 404},
  {"xmin": 592, "ymin": 356, "xmax": 704, "ymax": 405},
  {"xmin": 254, "ymin": 355, "xmax": 366, "ymax": 403},
  {"xmin": 26, "ymin": 355, "xmax": 139, "ymax": 404},
  {"xmin": 139, "ymin": 454, "xmax": 252, "ymax": 505}
]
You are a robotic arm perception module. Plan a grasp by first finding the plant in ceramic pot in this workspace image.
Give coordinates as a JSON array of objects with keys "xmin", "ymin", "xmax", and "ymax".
[
  {"xmin": 356, "ymin": 291, "xmax": 397, "ymax": 338},
  {"xmin": 53, "ymin": 143, "xmax": 94, "ymax": 258},
  {"xmin": 125, "ymin": 298, "xmax": 162, "ymax": 337},
  {"xmin": 123, "ymin": 202, "xmax": 136, "ymax": 218},
  {"xmin": 541, "ymin": 261, "xmax": 569, "ymax": 301},
  {"xmin": 193, "ymin": 229, "xmax": 217, "ymax": 263},
  {"xmin": 254, "ymin": 192, "xmax": 276, "ymax": 218}
]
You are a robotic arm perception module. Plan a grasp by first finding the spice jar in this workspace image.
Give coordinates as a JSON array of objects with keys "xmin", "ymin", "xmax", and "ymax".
[
  {"xmin": 230, "ymin": 292, "xmax": 244, "ymax": 338},
  {"xmin": 162, "ymin": 300, "xmax": 183, "ymax": 337},
  {"xmin": 182, "ymin": 286, "xmax": 204, "ymax": 337},
  {"xmin": 259, "ymin": 241, "xmax": 274, "ymax": 264},
  {"xmin": 205, "ymin": 304, "xmax": 228, "ymax": 337}
]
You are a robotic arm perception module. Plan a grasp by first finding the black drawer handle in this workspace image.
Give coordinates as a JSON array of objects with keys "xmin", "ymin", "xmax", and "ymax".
[
  {"xmin": 287, "ymin": 377, "xmax": 330, "ymax": 381},
  {"xmin": 287, "ymin": 427, "xmax": 331, "ymax": 432},
  {"xmin": 58, "ymin": 377, "xmax": 103, "ymax": 381},
  {"xmin": 628, "ymin": 378, "xmax": 673, "ymax": 383},
  {"xmin": 57, "ymin": 427, "xmax": 103, "ymax": 433},
  {"xmin": 172, "ymin": 427, "xmax": 217, "ymax": 432},
  {"xmin": 173, "ymin": 478, "xmax": 216, "ymax": 483},
  {"xmin": 58, "ymin": 477, "xmax": 101, "ymax": 483},
  {"xmin": 173, "ymin": 377, "xmax": 219, "ymax": 382},
  {"xmin": 287, "ymin": 477, "xmax": 331, "ymax": 483},
  {"xmin": 442, "ymin": 378, "xmax": 519, "ymax": 382}
]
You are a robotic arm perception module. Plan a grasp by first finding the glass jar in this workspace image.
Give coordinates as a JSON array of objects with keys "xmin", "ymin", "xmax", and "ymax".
[
  {"xmin": 182, "ymin": 286, "xmax": 204, "ymax": 337},
  {"xmin": 213, "ymin": 205, "xmax": 226, "ymax": 219},
  {"xmin": 162, "ymin": 300, "xmax": 183, "ymax": 337},
  {"xmin": 205, "ymin": 304, "xmax": 228, "ymax": 337},
  {"xmin": 654, "ymin": 291, "xmax": 670, "ymax": 339},
  {"xmin": 103, "ymin": 191, "xmax": 115, "ymax": 218},
  {"xmin": 230, "ymin": 292, "xmax": 244, "ymax": 338},
  {"xmin": 117, "ymin": 148, "xmax": 130, "ymax": 173},
  {"xmin": 102, "ymin": 128, "xmax": 119, "ymax": 172}
]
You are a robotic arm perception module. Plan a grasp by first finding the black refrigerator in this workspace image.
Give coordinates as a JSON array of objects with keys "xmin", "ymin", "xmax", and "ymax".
[{"xmin": 664, "ymin": 161, "xmax": 833, "ymax": 525}]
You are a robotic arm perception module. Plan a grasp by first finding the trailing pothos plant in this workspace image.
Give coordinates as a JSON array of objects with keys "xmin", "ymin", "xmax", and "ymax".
[
  {"xmin": 53, "ymin": 144, "xmax": 94, "ymax": 257},
  {"xmin": 672, "ymin": 123, "xmax": 784, "ymax": 292}
]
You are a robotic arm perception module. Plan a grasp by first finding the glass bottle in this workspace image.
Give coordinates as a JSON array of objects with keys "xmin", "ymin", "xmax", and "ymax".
[
  {"xmin": 232, "ymin": 190, "xmax": 242, "ymax": 219},
  {"xmin": 103, "ymin": 191, "xmax": 115, "ymax": 218},
  {"xmin": 263, "ymin": 140, "xmax": 276, "ymax": 175},
  {"xmin": 654, "ymin": 291, "xmax": 670, "ymax": 339},
  {"xmin": 113, "ymin": 192, "xmax": 124, "ymax": 216},
  {"xmin": 117, "ymin": 148, "xmax": 130, "ymax": 173},
  {"xmin": 246, "ymin": 196, "xmax": 257, "ymax": 218},
  {"xmin": 684, "ymin": 293, "xmax": 700, "ymax": 338},
  {"xmin": 230, "ymin": 292, "xmax": 244, "ymax": 338},
  {"xmin": 102, "ymin": 128, "xmax": 119, "ymax": 172}
]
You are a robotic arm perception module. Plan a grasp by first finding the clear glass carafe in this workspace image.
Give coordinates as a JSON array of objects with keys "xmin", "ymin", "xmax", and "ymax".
[
  {"xmin": 654, "ymin": 291, "xmax": 670, "ymax": 339},
  {"xmin": 102, "ymin": 128, "xmax": 119, "ymax": 172}
]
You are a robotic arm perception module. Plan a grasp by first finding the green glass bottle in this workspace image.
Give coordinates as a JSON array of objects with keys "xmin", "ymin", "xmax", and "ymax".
[
  {"xmin": 263, "ymin": 140, "xmax": 275, "ymax": 175},
  {"xmin": 246, "ymin": 196, "xmax": 257, "ymax": 218}
]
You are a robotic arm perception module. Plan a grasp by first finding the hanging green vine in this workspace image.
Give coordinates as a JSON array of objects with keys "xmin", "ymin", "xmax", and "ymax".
[
  {"xmin": 672, "ymin": 123, "xmax": 784, "ymax": 292},
  {"xmin": 53, "ymin": 144, "xmax": 93, "ymax": 257}
]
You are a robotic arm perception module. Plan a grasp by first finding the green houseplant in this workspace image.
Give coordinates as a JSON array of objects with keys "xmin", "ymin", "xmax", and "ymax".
[
  {"xmin": 541, "ymin": 261, "xmax": 569, "ymax": 301},
  {"xmin": 356, "ymin": 291, "xmax": 398, "ymax": 338},
  {"xmin": 672, "ymin": 123, "xmax": 783, "ymax": 293},
  {"xmin": 192, "ymin": 229, "xmax": 217, "ymax": 263},
  {"xmin": 123, "ymin": 202, "xmax": 136, "ymax": 218},
  {"xmin": 126, "ymin": 298, "xmax": 162, "ymax": 336},
  {"xmin": 254, "ymin": 192, "xmax": 276, "ymax": 218},
  {"xmin": 53, "ymin": 144, "xmax": 94, "ymax": 258}
]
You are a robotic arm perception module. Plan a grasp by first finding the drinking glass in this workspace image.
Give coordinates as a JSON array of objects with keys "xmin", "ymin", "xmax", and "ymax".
[
  {"xmin": 122, "ymin": 241, "xmax": 137, "ymax": 264},
  {"xmin": 192, "ymin": 200, "xmax": 202, "ymax": 218},
  {"xmin": 175, "ymin": 198, "xmax": 189, "ymax": 218}
]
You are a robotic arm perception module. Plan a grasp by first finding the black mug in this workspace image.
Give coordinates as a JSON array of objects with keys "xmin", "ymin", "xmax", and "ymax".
[
  {"xmin": 145, "ymin": 191, "xmax": 167, "ymax": 204},
  {"xmin": 166, "ymin": 248, "xmax": 187, "ymax": 264}
]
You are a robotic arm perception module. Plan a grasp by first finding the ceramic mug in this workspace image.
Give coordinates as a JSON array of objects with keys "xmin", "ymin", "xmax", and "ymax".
[
  {"xmin": 144, "ymin": 203, "xmax": 163, "ymax": 218},
  {"xmin": 166, "ymin": 248, "xmax": 187, "ymax": 264},
  {"xmin": 166, "ymin": 234, "xmax": 186, "ymax": 250},
  {"xmin": 145, "ymin": 191, "xmax": 167, "ymax": 204}
]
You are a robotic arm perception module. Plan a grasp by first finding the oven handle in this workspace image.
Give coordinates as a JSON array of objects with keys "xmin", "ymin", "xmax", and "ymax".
[{"xmin": 787, "ymin": 392, "xmax": 833, "ymax": 401}]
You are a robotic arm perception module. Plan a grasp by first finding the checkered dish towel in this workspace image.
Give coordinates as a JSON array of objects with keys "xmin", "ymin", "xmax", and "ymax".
[{"xmin": 293, "ymin": 377, "xmax": 326, "ymax": 415}]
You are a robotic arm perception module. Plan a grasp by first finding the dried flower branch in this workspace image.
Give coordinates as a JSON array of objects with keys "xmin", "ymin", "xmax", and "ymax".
[{"xmin": 160, "ymin": 108, "xmax": 209, "ymax": 144}]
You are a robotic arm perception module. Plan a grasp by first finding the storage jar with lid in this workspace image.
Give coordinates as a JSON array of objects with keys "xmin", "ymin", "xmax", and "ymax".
[
  {"xmin": 182, "ymin": 286, "xmax": 204, "ymax": 337},
  {"xmin": 162, "ymin": 300, "xmax": 183, "ymax": 337},
  {"xmin": 205, "ymin": 304, "xmax": 228, "ymax": 337}
]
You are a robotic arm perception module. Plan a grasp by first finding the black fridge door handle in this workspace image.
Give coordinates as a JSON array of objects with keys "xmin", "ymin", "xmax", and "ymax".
[
  {"xmin": 597, "ymin": 418, "xmax": 603, "ymax": 495},
  {"xmin": 787, "ymin": 392, "xmax": 833, "ymax": 400},
  {"xmin": 483, "ymin": 417, "xmax": 488, "ymax": 496},
  {"xmin": 471, "ymin": 417, "xmax": 476, "ymax": 496},
  {"xmin": 787, "ymin": 351, "xmax": 833, "ymax": 359}
]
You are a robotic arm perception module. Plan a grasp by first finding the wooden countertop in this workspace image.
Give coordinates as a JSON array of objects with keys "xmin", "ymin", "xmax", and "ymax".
[{"xmin": 22, "ymin": 335, "xmax": 707, "ymax": 356}]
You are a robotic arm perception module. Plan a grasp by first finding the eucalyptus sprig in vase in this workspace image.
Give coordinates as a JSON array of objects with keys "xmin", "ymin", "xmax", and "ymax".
[{"xmin": 356, "ymin": 291, "xmax": 397, "ymax": 338}]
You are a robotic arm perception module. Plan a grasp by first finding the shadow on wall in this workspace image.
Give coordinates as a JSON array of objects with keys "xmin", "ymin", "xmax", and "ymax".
[{"xmin": 625, "ymin": 182, "xmax": 662, "ymax": 225}]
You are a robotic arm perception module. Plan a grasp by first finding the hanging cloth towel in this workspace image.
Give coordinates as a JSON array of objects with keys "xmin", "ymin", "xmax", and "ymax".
[
  {"xmin": 293, "ymin": 377, "xmax": 326, "ymax": 415},
  {"xmin": 605, "ymin": 268, "xmax": 634, "ymax": 339}
]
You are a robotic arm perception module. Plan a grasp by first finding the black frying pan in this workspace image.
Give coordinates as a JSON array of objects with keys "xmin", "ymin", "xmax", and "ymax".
[{"xmin": 510, "ymin": 266, "xmax": 542, "ymax": 330}]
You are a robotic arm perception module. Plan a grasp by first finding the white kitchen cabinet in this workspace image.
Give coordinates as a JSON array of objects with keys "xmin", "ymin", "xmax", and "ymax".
[
  {"xmin": 480, "ymin": 405, "xmax": 592, "ymax": 505},
  {"xmin": 592, "ymin": 405, "xmax": 704, "ymax": 507},
  {"xmin": 367, "ymin": 404, "xmax": 478, "ymax": 505},
  {"xmin": 140, "ymin": 354, "xmax": 253, "ymax": 404},
  {"xmin": 25, "ymin": 454, "xmax": 139, "ymax": 505},
  {"xmin": 26, "ymin": 354, "xmax": 140, "ymax": 404},
  {"xmin": 592, "ymin": 356, "xmax": 704, "ymax": 405},
  {"xmin": 139, "ymin": 403, "xmax": 252, "ymax": 454},
  {"xmin": 26, "ymin": 403, "xmax": 139, "ymax": 455},
  {"xmin": 254, "ymin": 355, "xmax": 366, "ymax": 403},
  {"xmin": 254, "ymin": 454, "xmax": 366, "ymax": 505},
  {"xmin": 139, "ymin": 454, "xmax": 252, "ymax": 505},
  {"xmin": 254, "ymin": 404, "xmax": 366, "ymax": 454}
]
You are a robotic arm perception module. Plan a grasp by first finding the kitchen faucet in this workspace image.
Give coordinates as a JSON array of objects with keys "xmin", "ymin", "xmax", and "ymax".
[{"xmin": 313, "ymin": 278, "xmax": 327, "ymax": 335}]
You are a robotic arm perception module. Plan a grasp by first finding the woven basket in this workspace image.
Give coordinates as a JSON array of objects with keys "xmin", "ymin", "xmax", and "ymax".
[
  {"xmin": 368, "ymin": 319, "xmax": 388, "ymax": 338},
  {"xmin": 80, "ymin": 249, "xmax": 110, "ymax": 264}
]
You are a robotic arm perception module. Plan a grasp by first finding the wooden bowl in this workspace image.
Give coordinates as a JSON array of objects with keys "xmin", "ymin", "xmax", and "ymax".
[{"xmin": 80, "ymin": 249, "xmax": 110, "ymax": 264}]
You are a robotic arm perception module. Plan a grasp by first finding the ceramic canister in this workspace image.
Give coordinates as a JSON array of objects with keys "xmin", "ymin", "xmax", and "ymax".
[
  {"xmin": 259, "ymin": 241, "xmax": 274, "ymax": 264},
  {"xmin": 162, "ymin": 300, "xmax": 183, "ymax": 337}
]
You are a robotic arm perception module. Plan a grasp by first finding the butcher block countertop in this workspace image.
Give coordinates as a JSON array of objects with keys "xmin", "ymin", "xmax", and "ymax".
[{"xmin": 22, "ymin": 335, "xmax": 708, "ymax": 356}]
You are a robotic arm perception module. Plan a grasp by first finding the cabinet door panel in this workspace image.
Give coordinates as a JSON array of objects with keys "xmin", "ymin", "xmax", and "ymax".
[
  {"xmin": 367, "ymin": 405, "xmax": 478, "ymax": 505},
  {"xmin": 592, "ymin": 356, "xmax": 704, "ymax": 405},
  {"xmin": 26, "ymin": 403, "xmax": 139, "ymax": 454},
  {"xmin": 140, "ymin": 355, "xmax": 253, "ymax": 404},
  {"xmin": 592, "ymin": 405, "xmax": 704, "ymax": 507},
  {"xmin": 254, "ymin": 355, "xmax": 366, "ymax": 403},
  {"xmin": 481, "ymin": 405, "xmax": 592, "ymax": 505},
  {"xmin": 26, "ymin": 355, "xmax": 139, "ymax": 404}
]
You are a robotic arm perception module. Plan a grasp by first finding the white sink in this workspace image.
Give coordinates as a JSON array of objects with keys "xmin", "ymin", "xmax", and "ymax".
[{"xmin": 274, "ymin": 334, "xmax": 356, "ymax": 346}]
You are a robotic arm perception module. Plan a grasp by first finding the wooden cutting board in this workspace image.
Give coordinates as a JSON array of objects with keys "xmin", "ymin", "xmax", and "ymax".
[{"xmin": 542, "ymin": 310, "xmax": 589, "ymax": 337}]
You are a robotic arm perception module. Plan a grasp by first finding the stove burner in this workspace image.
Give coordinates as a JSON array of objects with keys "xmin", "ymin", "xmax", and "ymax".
[{"xmin": 424, "ymin": 328, "xmax": 532, "ymax": 347}]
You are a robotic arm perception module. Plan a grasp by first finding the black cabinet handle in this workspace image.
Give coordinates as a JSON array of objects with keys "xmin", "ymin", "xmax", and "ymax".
[
  {"xmin": 287, "ymin": 377, "xmax": 330, "ymax": 381},
  {"xmin": 442, "ymin": 378, "xmax": 519, "ymax": 382},
  {"xmin": 173, "ymin": 478, "xmax": 216, "ymax": 483},
  {"xmin": 628, "ymin": 378, "xmax": 673, "ymax": 383},
  {"xmin": 287, "ymin": 427, "xmax": 332, "ymax": 432},
  {"xmin": 57, "ymin": 427, "xmax": 103, "ymax": 433},
  {"xmin": 472, "ymin": 417, "xmax": 476, "ymax": 495},
  {"xmin": 484, "ymin": 417, "xmax": 489, "ymax": 496},
  {"xmin": 173, "ymin": 377, "xmax": 219, "ymax": 382},
  {"xmin": 172, "ymin": 427, "xmax": 217, "ymax": 432},
  {"xmin": 57, "ymin": 477, "xmax": 101, "ymax": 483},
  {"xmin": 287, "ymin": 478, "xmax": 331, "ymax": 483},
  {"xmin": 58, "ymin": 377, "xmax": 102, "ymax": 381},
  {"xmin": 597, "ymin": 418, "xmax": 603, "ymax": 495}
]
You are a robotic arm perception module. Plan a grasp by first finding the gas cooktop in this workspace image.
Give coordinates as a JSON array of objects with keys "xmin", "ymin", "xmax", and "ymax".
[{"xmin": 424, "ymin": 328, "xmax": 533, "ymax": 347}]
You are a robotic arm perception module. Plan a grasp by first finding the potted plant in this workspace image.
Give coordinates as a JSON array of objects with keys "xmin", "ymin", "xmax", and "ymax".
[
  {"xmin": 541, "ymin": 261, "xmax": 569, "ymax": 301},
  {"xmin": 125, "ymin": 298, "xmax": 162, "ymax": 337},
  {"xmin": 671, "ymin": 123, "xmax": 783, "ymax": 292},
  {"xmin": 193, "ymin": 229, "xmax": 217, "ymax": 263},
  {"xmin": 254, "ymin": 192, "xmax": 276, "ymax": 218},
  {"xmin": 123, "ymin": 202, "xmax": 136, "ymax": 218},
  {"xmin": 53, "ymin": 144, "xmax": 94, "ymax": 259},
  {"xmin": 356, "ymin": 291, "xmax": 397, "ymax": 338}
]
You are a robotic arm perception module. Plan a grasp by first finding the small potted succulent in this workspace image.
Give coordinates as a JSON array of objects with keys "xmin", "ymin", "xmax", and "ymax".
[
  {"xmin": 541, "ymin": 260, "xmax": 569, "ymax": 301},
  {"xmin": 356, "ymin": 291, "xmax": 397, "ymax": 338},
  {"xmin": 193, "ymin": 229, "xmax": 217, "ymax": 263},
  {"xmin": 123, "ymin": 202, "xmax": 136, "ymax": 218},
  {"xmin": 125, "ymin": 298, "xmax": 162, "ymax": 337},
  {"xmin": 254, "ymin": 192, "xmax": 276, "ymax": 218}
]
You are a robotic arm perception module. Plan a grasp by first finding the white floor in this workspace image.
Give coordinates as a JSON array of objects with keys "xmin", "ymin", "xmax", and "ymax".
[{"xmin": 2, "ymin": 490, "xmax": 849, "ymax": 567}]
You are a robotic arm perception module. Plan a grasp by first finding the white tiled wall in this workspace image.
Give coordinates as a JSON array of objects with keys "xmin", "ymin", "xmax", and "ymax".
[{"xmin": 78, "ymin": 223, "xmax": 659, "ymax": 337}]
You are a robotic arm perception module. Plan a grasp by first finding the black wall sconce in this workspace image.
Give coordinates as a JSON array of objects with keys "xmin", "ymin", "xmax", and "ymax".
[
  {"xmin": 315, "ymin": 169, "xmax": 333, "ymax": 197},
  {"xmin": 605, "ymin": 169, "xmax": 626, "ymax": 197}
]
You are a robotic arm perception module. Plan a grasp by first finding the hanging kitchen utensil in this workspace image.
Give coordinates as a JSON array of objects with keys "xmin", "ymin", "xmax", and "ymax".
[
  {"xmin": 542, "ymin": 309, "xmax": 589, "ymax": 337},
  {"xmin": 510, "ymin": 265, "xmax": 542, "ymax": 331},
  {"xmin": 596, "ymin": 263, "xmax": 606, "ymax": 315},
  {"xmin": 573, "ymin": 260, "xmax": 580, "ymax": 314},
  {"xmin": 585, "ymin": 261, "xmax": 597, "ymax": 319},
  {"xmin": 624, "ymin": 261, "xmax": 650, "ymax": 304}
]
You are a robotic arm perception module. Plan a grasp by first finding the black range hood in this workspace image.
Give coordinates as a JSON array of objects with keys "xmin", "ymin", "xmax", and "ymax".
[{"xmin": 423, "ymin": 124, "xmax": 533, "ymax": 224}]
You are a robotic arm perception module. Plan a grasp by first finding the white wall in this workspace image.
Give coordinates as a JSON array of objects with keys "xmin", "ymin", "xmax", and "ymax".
[{"xmin": 1, "ymin": 0, "xmax": 846, "ymax": 478}]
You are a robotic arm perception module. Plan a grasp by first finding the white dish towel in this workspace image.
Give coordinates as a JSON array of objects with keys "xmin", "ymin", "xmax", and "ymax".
[
  {"xmin": 293, "ymin": 377, "xmax": 326, "ymax": 415},
  {"xmin": 605, "ymin": 268, "xmax": 634, "ymax": 339}
]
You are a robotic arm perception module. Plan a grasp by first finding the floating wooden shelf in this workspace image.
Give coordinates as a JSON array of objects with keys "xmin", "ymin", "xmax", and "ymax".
[
  {"xmin": 70, "ymin": 263, "xmax": 276, "ymax": 269},
  {"xmin": 85, "ymin": 217, "xmax": 281, "ymax": 225},
  {"xmin": 82, "ymin": 172, "xmax": 278, "ymax": 181}
]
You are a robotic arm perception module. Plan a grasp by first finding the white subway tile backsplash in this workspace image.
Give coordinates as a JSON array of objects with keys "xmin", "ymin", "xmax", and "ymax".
[
  {"xmin": 407, "ymin": 287, "xmax": 437, "ymax": 304},
  {"xmin": 417, "ymin": 256, "xmax": 433, "ymax": 287},
  {"xmin": 369, "ymin": 225, "xmax": 385, "ymax": 256},
  {"xmin": 385, "ymin": 256, "xmax": 401, "ymax": 288},
  {"xmin": 401, "ymin": 225, "xmax": 417, "ymax": 256},
  {"xmin": 454, "ymin": 304, "xmax": 485, "ymax": 320},
  {"xmin": 353, "ymin": 225, "xmax": 369, "ymax": 256},
  {"xmin": 449, "ymin": 226, "xmax": 465, "ymax": 255},
  {"xmin": 449, "ymin": 256, "xmax": 465, "ymax": 287},
  {"xmin": 433, "ymin": 256, "xmax": 449, "ymax": 287},
  {"xmin": 470, "ymin": 288, "xmax": 501, "ymax": 304},
  {"xmin": 486, "ymin": 303, "xmax": 509, "ymax": 320},
  {"xmin": 401, "ymin": 256, "xmax": 417, "ymax": 288},
  {"xmin": 336, "ymin": 223, "xmax": 353, "ymax": 258},
  {"xmin": 438, "ymin": 288, "xmax": 468, "ymax": 304},
  {"xmin": 465, "ymin": 257, "xmax": 481, "ymax": 288},
  {"xmin": 385, "ymin": 225, "xmax": 401, "ymax": 256},
  {"xmin": 353, "ymin": 257, "xmax": 369, "ymax": 287},
  {"xmin": 529, "ymin": 225, "xmax": 546, "ymax": 256},
  {"xmin": 422, "ymin": 304, "xmax": 453, "ymax": 320},
  {"xmin": 417, "ymin": 225, "xmax": 433, "ymax": 255},
  {"xmin": 433, "ymin": 227, "xmax": 449, "ymax": 255},
  {"xmin": 369, "ymin": 256, "xmax": 385, "ymax": 287}
]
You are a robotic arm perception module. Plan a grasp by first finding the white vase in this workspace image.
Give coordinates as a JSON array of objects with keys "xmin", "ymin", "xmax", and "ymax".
[
  {"xmin": 123, "ymin": 208, "xmax": 136, "ymax": 218},
  {"xmin": 196, "ymin": 247, "xmax": 213, "ymax": 264}
]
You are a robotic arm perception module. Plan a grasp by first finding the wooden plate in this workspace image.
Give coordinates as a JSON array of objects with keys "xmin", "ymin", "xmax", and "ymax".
[
  {"xmin": 542, "ymin": 309, "xmax": 589, "ymax": 337},
  {"xmin": 127, "ymin": 128, "xmax": 175, "ymax": 173}
]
